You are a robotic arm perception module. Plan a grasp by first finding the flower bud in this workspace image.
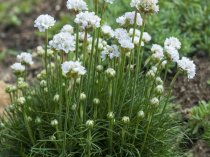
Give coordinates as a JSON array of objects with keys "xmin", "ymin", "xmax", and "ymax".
[
  {"xmin": 49, "ymin": 135, "xmax": 56, "ymax": 140},
  {"xmin": 156, "ymin": 77, "xmax": 163, "ymax": 85},
  {"xmin": 5, "ymin": 85, "xmax": 16, "ymax": 93},
  {"xmin": 27, "ymin": 116, "xmax": 32, "ymax": 122},
  {"xmin": 96, "ymin": 65, "xmax": 104, "ymax": 72},
  {"xmin": 0, "ymin": 122, "xmax": 5, "ymax": 128},
  {"xmin": 44, "ymin": 87, "xmax": 48, "ymax": 93},
  {"xmin": 93, "ymin": 98, "xmax": 100, "ymax": 105},
  {"xmin": 71, "ymin": 104, "xmax": 77, "ymax": 111},
  {"xmin": 80, "ymin": 92, "xmax": 86, "ymax": 101},
  {"xmin": 17, "ymin": 97, "xmax": 26, "ymax": 105},
  {"xmin": 51, "ymin": 119, "xmax": 58, "ymax": 127},
  {"xmin": 151, "ymin": 66, "xmax": 157, "ymax": 73},
  {"xmin": 155, "ymin": 85, "xmax": 164, "ymax": 95},
  {"xmin": 137, "ymin": 110, "xmax": 145, "ymax": 119},
  {"xmin": 146, "ymin": 70, "xmax": 155, "ymax": 78},
  {"xmin": 40, "ymin": 80, "xmax": 47, "ymax": 88},
  {"xmin": 76, "ymin": 77, "xmax": 81, "ymax": 84},
  {"xmin": 35, "ymin": 117, "xmax": 42, "ymax": 124},
  {"xmin": 161, "ymin": 60, "xmax": 167, "ymax": 68},
  {"xmin": 122, "ymin": 116, "xmax": 130, "ymax": 124},
  {"xmin": 86, "ymin": 120, "xmax": 94, "ymax": 128},
  {"xmin": 37, "ymin": 46, "xmax": 44, "ymax": 56},
  {"xmin": 150, "ymin": 97, "xmax": 159, "ymax": 107},
  {"xmin": 107, "ymin": 112, "xmax": 115, "ymax": 119},
  {"xmin": 47, "ymin": 49, "xmax": 54, "ymax": 57},
  {"xmin": 105, "ymin": 68, "xmax": 116, "ymax": 79},
  {"xmin": 53, "ymin": 94, "xmax": 59, "ymax": 102}
]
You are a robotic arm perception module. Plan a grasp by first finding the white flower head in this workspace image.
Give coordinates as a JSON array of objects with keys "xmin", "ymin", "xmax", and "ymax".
[
  {"xmin": 61, "ymin": 61, "xmax": 86, "ymax": 78},
  {"xmin": 105, "ymin": 68, "xmax": 116, "ymax": 78},
  {"xmin": 116, "ymin": 11, "xmax": 142, "ymax": 27},
  {"xmin": 104, "ymin": 0, "xmax": 115, "ymax": 4},
  {"xmin": 17, "ymin": 52, "xmax": 33, "ymax": 65},
  {"xmin": 101, "ymin": 45, "xmax": 120, "ymax": 60},
  {"xmin": 164, "ymin": 37, "xmax": 181, "ymax": 50},
  {"xmin": 49, "ymin": 32, "xmax": 76, "ymax": 53},
  {"xmin": 177, "ymin": 57, "xmax": 196, "ymax": 79},
  {"xmin": 114, "ymin": 28, "xmax": 130, "ymax": 41},
  {"xmin": 60, "ymin": 24, "xmax": 74, "ymax": 34},
  {"xmin": 101, "ymin": 25, "xmax": 114, "ymax": 38},
  {"xmin": 119, "ymin": 39, "xmax": 134, "ymax": 50},
  {"xmin": 143, "ymin": 32, "xmax": 152, "ymax": 42},
  {"xmin": 34, "ymin": 14, "xmax": 56, "ymax": 32},
  {"xmin": 130, "ymin": 0, "xmax": 159, "ymax": 14},
  {"xmin": 151, "ymin": 44, "xmax": 164, "ymax": 60},
  {"xmin": 11, "ymin": 63, "xmax": 25, "ymax": 73},
  {"xmin": 165, "ymin": 46, "xmax": 180, "ymax": 62},
  {"xmin": 74, "ymin": 11, "xmax": 101, "ymax": 30},
  {"xmin": 66, "ymin": 0, "xmax": 88, "ymax": 12}
]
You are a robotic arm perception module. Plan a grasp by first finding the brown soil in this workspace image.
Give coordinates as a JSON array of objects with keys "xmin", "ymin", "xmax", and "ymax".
[{"xmin": 173, "ymin": 53, "xmax": 210, "ymax": 109}]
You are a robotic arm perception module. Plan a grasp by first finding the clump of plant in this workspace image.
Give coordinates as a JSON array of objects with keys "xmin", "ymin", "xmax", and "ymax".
[
  {"xmin": 187, "ymin": 101, "xmax": 210, "ymax": 146},
  {"xmin": 0, "ymin": 0, "xmax": 196, "ymax": 156}
]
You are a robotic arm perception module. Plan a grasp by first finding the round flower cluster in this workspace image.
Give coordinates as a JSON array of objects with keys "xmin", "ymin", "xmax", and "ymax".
[
  {"xmin": 116, "ymin": 11, "xmax": 142, "ymax": 27},
  {"xmin": 177, "ymin": 57, "xmax": 196, "ymax": 79},
  {"xmin": 164, "ymin": 37, "xmax": 181, "ymax": 62},
  {"xmin": 151, "ymin": 44, "xmax": 164, "ymax": 60},
  {"xmin": 66, "ymin": 0, "xmax": 88, "ymax": 12},
  {"xmin": 60, "ymin": 24, "xmax": 74, "ymax": 34},
  {"xmin": 49, "ymin": 32, "xmax": 76, "ymax": 53},
  {"xmin": 101, "ymin": 25, "xmax": 114, "ymax": 38},
  {"xmin": 17, "ymin": 52, "xmax": 33, "ymax": 65},
  {"xmin": 114, "ymin": 28, "xmax": 134, "ymax": 50},
  {"xmin": 11, "ymin": 63, "xmax": 25, "ymax": 74},
  {"xmin": 130, "ymin": 0, "xmax": 159, "ymax": 14},
  {"xmin": 34, "ymin": 14, "xmax": 56, "ymax": 32},
  {"xmin": 74, "ymin": 11, "xmax": 101, "ymax": 30},
  {"xmin": 61, "ymin": 61, "xmax": 86, "ymax": 78},
  {"xmin": 101, "ymin": 45, "xmax": 120, "ymax": 60}
]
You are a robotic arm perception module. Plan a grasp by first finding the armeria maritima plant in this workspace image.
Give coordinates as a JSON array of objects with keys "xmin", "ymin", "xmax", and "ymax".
[{"xmin": 0, "ymin": 0, "xmax": 196, "ymax": 156}]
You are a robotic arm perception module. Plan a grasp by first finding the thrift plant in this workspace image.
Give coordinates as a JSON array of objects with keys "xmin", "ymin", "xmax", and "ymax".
[{"xmin": 0, "ymin": 0, "xmax": 196, "ymax": 156}]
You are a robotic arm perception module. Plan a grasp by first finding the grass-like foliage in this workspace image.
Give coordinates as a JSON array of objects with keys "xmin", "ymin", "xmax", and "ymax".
[{"xmin": 0, "ymin": 0, "xmax": 196, "ymax": 156}]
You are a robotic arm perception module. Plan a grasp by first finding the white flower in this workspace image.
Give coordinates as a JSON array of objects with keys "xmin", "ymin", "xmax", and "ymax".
[
  {"xmin": 129, "ymin": 28, "xmax": 141, "ymax": 37},
  {"xmin": 164, "ymin": 37, "xmax": 181, "ymax": 50},
  {"xmin": 78, "ymin": 32, "xmax": 91, "ymax": 41},
  {"xmin": 165, "ymin": 46, "xmax": 180, "ymax": 62},
  {"xmin": 177, "ymin": 57, "xmax": 196, "ymax": 79},
  {"xmin": 101, "ymin": 45, "xmax": 120, "ymax": 60},
  {"xmin": 104, "ymin": 0, "xmax": 115, "ymax": 4},
  {"xmin": 17, "ymin": 52, "xmax": 33, "ymax": 65},
  {"xmin": 66, "ymin": 0, "xmax": 88, "ymax": 12},
  {"xmin": 74, "ymin": 11, "xmax": 101, "ymax": 30},
  {"xmin": 143, "ymin": 32, "xmax": 151, "ymax": 42},
  {"xmin": 49, "ymin": 32, "xmax": 75, "ymax": 53},
  {"xmin": 61, "ymin": 61, "xmax": 86, "ymax": 78},
  {"xmin": 151, "ymin": 44, "xmax": 164, "ymax": 60},
  {"xmin": 34, "ymin": 14, "xmax": 56, "ymax": 32},
  {"xmin": 119, "ymin": 39, "xmax": 134, "ymax": 50},
  {"xmin": 11, "ymin": 63, "xmax": 25, "ymax": 73},
  {"xmin": 133, "ymin": 36, "xmax": 145, "ymax": 46},
  {"xmin": 116, "ymin": 11, "xmax": 142, "ymax": 27},
  {"xmin": 114, "ymin": 28, "xmax": 134, "ymax": 50},
  {"xmin": 130, "ymin": 0, "xmax": 159, "ymax": 14},
  {"xmin": 101, "ymin": 25, "xmax": 114, "ymax": 37},
  {"xmin": 60, "ymin": 24, "xmax": 74, "ymax": 34},
  {"xmin": 114, "ymin": 28, "xmax": 130, "ymax": 41}
]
